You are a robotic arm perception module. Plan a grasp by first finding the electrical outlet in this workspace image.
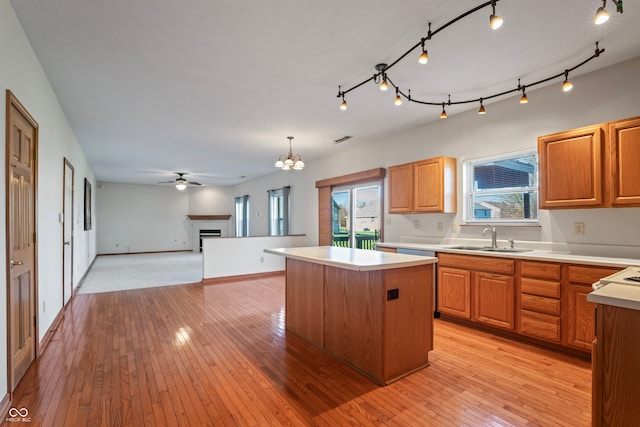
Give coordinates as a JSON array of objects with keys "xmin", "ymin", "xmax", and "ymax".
[
  {"xmin": 413, "ymin": 220, "xmax": 419, "ymax": 229},
  {"xmin": 385, "ymin": 217, "xmax": 391, "ymax": 225},
  {"xmin": 43, "ymin": 301, "xmax": 46, "ymax": 313},
  {"xmin": 260, "ymin": 256, "xmax": 264, "ymax": 263},
  {"xmin": 437, "ymin": 222, "xmax": 443, "ymax": 232},
  {"xmin": 574, "ymin": 222, "xmax": 585, "ymax": 235}
]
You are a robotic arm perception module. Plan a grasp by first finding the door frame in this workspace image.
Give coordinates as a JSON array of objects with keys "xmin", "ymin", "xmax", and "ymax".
[
  {"xmin": 5, "ymin": 90, "xmax": 39, "ymax": 394},
  {"xmin": 63, "ymin": 158, "xmax": 74, "ymax": 305}
]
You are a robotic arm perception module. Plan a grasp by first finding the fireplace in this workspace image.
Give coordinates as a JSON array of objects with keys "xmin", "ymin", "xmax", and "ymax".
[{"xmin": 199, "ymin": 229, "xmax": 222, "ymax": 252}]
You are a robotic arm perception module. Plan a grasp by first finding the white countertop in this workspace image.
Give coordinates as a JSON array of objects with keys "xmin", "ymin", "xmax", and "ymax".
[
  {"xmin": 264, "ymin": 246, "xmax": 437, "ymax": 272},
  {"xmin": 588, "ymin": 284, "xmax": 640, "ymax": 311},
  {"xmin": 376, "ymin": 242, "xmax": 640, "ymax": 268}
]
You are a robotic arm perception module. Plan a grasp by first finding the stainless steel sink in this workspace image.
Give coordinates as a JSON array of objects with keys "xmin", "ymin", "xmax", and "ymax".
[
  {"xmin": 445, "ymin": 245, "xmax": 492, "ymax": 250},
  {"xmin": 445, "ymin": 245, "xmax": 531, "ymax": 253},
  {"xmin": 481, "ymin": 248, "xmax": 531, "ymax": 253}
]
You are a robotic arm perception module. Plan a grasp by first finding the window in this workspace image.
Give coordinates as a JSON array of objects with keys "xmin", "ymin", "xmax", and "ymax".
[
  {"xmin": 235, "ymin": 195, "xmax": 249, "ymax": 236},
  {"xmin": 268, "ymin": 187, "xmax": 290, "ymax": 236},
  {"xmin": 463, "ymin": 150, "xmax": 538, "ymax": 223},
  {"xmin": 331, "ymin": 183, "xmax": 381, "ymax": 250}
]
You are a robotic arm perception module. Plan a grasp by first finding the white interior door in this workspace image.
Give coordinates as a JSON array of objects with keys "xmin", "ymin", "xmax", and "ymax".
[{"xmin": 63, "ymin": 159, "xmax": 74, "ymax": 305}]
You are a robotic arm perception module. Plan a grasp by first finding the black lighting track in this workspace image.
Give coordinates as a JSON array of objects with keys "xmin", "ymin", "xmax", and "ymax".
[{"xmin": 336, "ymin": 0, "xmax": 606, "ymax": 111}]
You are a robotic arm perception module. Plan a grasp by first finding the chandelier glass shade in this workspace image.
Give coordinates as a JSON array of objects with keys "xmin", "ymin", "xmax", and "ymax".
[{"xmin": 275, "ymin": 136, "xmax": 304, "ymax": 171}]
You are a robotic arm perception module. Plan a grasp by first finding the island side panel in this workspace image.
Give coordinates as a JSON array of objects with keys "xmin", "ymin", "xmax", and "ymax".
[
  {"xmin": 383, "ymin": 264, "xmax": 433, "ymax": 384},
  {"xmin": 324, "ymin": 266, "xmax": 384, "ymax": 383},
  {"xmin": 285, "ymin": 258, "xmax": 324, "ymax": 347}
]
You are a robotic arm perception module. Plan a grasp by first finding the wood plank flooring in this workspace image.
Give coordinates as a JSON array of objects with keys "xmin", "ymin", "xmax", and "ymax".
[{"xmin": 10, "ymin": 275, "xmax": 591, "ymax": 426}]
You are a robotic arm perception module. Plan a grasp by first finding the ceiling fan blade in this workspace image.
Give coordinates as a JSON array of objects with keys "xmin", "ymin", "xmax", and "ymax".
[
  {"xmin": 187, "ymin": 181, "xmax": 202, "ymax": 186},
  {"xmin": 157, "ymin": 181, "xmax": 176, "ymax": 184}
]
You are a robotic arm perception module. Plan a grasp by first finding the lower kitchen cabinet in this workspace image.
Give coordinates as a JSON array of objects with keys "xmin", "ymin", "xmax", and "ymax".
[
  {"xmin": 437, "ymin": 253, "xmax": 515, "ymax": 331},
  {"xmin": 438, "ymin": 267, "xmax": 471, "ymax": 319},
  {"xmin": 592, "ymin": 304, "xmax": 640, "ymax": 426},
  {"xmin": 566, "ymin": 265, "xmax": 620, "ymax": 351},
  {"xmin": 436, "ymin": 253, "xmax": 623, "ymax": 355},
  {"xmin": 473, "ymin": 272, "xmax": 514, "ymax": 330}
]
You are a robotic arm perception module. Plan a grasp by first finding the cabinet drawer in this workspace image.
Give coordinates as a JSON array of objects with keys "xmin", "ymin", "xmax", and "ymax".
[
  {"xmin": 437, "ymin": 253, "xmax": 514, "ymax": 274},
  {"xmin": 521, "ymin": 277, "xmax": 560, "ymax": 298},
  {"xmin": 520, "ymin": 310, "xmax": 560, "ymax": 342},
  {"xmin": 520, "ymin": 261, "xmax": 561, "ymax": 280},
  {"xmin": 521, "ymin": 294, "xmax": 561, "ymax": 316},
  {"xmin": 568, "ymin": 265, "xmax": 621, "ymax": 285}
]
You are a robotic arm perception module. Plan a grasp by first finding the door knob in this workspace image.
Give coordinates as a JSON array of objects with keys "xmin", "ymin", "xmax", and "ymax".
[{"xmin": 10, "ymin": 259, "xmax": 24, "ymax": 269}]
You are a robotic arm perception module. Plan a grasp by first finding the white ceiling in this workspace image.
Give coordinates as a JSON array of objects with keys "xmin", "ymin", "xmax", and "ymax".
[{"xmin": 10, "ymin": 0, "xmax": 640, "ymax": 186}]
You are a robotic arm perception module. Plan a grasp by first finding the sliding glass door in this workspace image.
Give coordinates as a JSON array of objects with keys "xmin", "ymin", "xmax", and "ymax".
[{"xmin": 331, "ymin": 183, "xmax": 381, "ymax": 250}]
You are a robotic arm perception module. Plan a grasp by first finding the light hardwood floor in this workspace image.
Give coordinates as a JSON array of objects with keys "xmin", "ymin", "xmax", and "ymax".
[{"xmin": 10, "ymin": 275, "xmax": 591, "ymax": 426}]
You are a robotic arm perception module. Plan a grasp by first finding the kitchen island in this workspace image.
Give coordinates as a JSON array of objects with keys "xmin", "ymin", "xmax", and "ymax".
[{"xmin": 264, "ymin": 246, "xmax": 437, "ymax": 385}]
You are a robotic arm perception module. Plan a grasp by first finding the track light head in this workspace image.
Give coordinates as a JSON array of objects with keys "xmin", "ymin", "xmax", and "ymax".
[
  {"xmin": 478, "ymin": 98, "xmax": 486, "ymax": 114},
  {"xmin": 489, "ymin": 1, "xmax": 503, "ymax": 30},
  {"xmin": 440, "ymin": 103, "xmax": 447, "ymax": 119},
  {"xmin": 380, "ymin": 77, "xmax": 388, "ymax": 91},
  {"xmin": 595, "ymin": 6, "xmax": 610, "ymax": 24},
  {"xmin": 562, "ymin": 70, "xmax": 573, "ymax": 92},
  {"xmin": 418, "ymin": 40, "xmax": 429, "ymax": 64},
  {"xmin": 340, "ymin": 98, "xmax": 347, "ymax": 111},
  {"xmin": 520, "ymin": 92, "xmax": 529, "ymax": 104},
  {"xmin": 394, "ymin": 88, "xmax": 402, "ymax": 106}
]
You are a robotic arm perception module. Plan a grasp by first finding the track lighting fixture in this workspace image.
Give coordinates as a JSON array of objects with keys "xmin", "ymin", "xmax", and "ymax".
[
  {"xmin": 562, "ymin": 70, "xmax": 573, "ymax": 92},
  {"xmin": 336, "ymin": 2, "xmax": 606, "ymax": 116},
  {"xmin": 340, "ymin": 95, "xmax": 347, "ymax": 110},
  {"xmin": 478, "ymin": 98, "xmax": 486, "ymax": 114},
  {"xmin": 274, "ymin": 136, "xmax": 304, "ymax": 171},
  {"xmin": 440, "ymin": 103, "xmax": 447, "ymax": 119},
  {"xmin": 395, "ymin": 88, "xmax": 402, "ymax": 106},
  {"xmin": 594, "ymin": 0, "xmax": 623, "ymax": 25},
  {"xmin": 489, "ymin": 0, "xmax": 503, "ymax": 30}
]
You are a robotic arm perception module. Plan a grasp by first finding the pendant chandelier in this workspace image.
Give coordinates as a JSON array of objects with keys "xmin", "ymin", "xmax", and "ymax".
[{"xmin": 274, "ymin": 136, "xmax": 304, "ymax": 171}]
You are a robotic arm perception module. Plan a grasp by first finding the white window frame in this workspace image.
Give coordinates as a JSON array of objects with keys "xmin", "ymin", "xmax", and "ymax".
[
  {"xmin": 235, "ymin": 195, "xmax": 249, "ymax": 236},
  {"xmin": 463, "ymin": 150, "xmax": 539, "ymax": 225},
  {"xmin": 268, "ymin": 186, "xmax": 290, "ymax": 236}
]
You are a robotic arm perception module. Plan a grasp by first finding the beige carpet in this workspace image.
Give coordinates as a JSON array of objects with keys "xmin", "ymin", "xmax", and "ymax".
[{"xmin": 77, "ymin": 252, "xmax": 203, "ymax": 294}]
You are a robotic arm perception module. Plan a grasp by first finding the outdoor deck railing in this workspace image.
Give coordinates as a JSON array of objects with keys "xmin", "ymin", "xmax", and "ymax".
[{"xmin": 331, "ymin": 234, "xmax": 378, "ymax": 250}]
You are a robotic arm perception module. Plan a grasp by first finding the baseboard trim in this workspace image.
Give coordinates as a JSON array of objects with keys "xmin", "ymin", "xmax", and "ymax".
[
  {"xmin": 98, "ymin": 249, "xmax": 193, "ymax": 256},
  {"xmin": 0, "ymin": 392, "xmax": 11, "ymax": 420},
  {"xmin": 39, "ymin": 306, "xmax": 66, "ymax": 356},
  {"xmin": 202, "ymin": 271, "xmax": 284, "ymax": 285}
]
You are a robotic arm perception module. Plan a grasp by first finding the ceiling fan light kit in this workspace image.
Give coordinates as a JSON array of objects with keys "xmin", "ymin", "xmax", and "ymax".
[
  {"xmin": 158, "ymin": 172, "xmax": 202, "ymax": 190},
  {"xmin": 337, "ymin": 0, "xmax": 618, "ymax": 117}
]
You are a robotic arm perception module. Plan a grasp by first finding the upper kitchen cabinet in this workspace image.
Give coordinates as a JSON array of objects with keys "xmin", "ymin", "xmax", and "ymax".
[
  {"xmin": 538, "ymin": 115, "xmax": 640, "ymax": 209},
  {"xmin": 608, "ymin": 116, "xmax": 640, "ymax": 207},
  {"xmin": 388, "ymin": 156, "xmax": 457, "ymax": 214},
  {"xmin": 388, "ymin": 162, "xmax": 415, "ymax": 213},
  {"xmin": 538, "ymin": 123, "xmax": 607, "ymax": 209}
]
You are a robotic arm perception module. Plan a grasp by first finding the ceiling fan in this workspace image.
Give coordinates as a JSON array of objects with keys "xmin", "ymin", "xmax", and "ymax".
[{"xmin": 157, "ymin": 172, "xmax": 202, "ymax": 190}]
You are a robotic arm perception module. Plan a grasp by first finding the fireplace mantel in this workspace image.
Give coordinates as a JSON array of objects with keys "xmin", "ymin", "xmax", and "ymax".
[{"xmin": 187, "ymin": 215, "xmax": 231, "ymax": 220}]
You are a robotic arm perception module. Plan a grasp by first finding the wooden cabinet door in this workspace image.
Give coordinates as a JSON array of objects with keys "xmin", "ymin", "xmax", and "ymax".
[
  {"xmin": 388, "ymin": 163, "xmax": 414, "ymax": 213},
  {"xmin": 414, "ymin": 157, "xmax": 456, "ymax": 213},
  {"xmin": 566, "ymin": 283, "xmax": 596, "ymax": 351},
  {"xmin": 438, "ymin": 267, "xmax": 471, "ymax": 319},
  {"xmin": 609, "ymin": 116, "xmax": 640, "ymax": 207},
  {"xmin": 473, "ymin": 272, "xmax": 515, "ymax": 330},
  {"xmin": 538, "ymin": 123, "xmax": 607, "ymax": 208}
]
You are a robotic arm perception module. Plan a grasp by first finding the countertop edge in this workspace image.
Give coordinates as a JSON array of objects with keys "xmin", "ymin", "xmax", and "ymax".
[
  {"xmin": 376, "ymin": 242, "xmax": 640, "ymax": 268},
  {"xmin": 587, "ymin": 284, "xmax": 640, "ymax": 311},
  {"xmin": 265, "ymin": 247, "xmax": 437, "ymax": 272}
]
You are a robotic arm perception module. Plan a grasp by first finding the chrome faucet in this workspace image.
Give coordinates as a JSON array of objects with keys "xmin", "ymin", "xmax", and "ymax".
[{"xmin": 482, "ymin": 225, "xmax": 498, "ymax": 249}]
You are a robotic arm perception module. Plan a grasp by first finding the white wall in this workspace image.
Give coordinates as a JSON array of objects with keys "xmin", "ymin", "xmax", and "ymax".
[
  {"xmin": 96, "ymin": 183, "xmax": 192, "ymax": 254},
  {"xmin": 231, "ymin": 57, "xmax": 640, "ymax": 258},
  {"xmin": 203, "ymin": 235, "xmax": 308, "ymax": 279},
  {"xmin": 0, "ymin": 1, "xmax": 96, "ymax": 397}
]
